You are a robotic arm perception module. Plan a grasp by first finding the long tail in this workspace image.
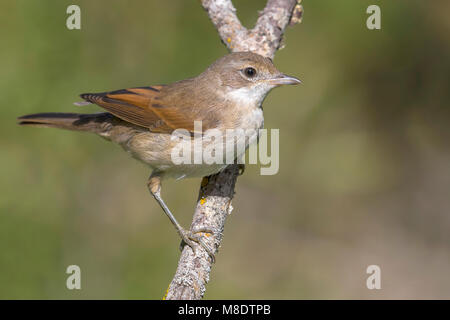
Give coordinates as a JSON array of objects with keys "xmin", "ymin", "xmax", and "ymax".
[{"xmin": 17, "ymin": 112, "xmax": 114, "ymax": 134}]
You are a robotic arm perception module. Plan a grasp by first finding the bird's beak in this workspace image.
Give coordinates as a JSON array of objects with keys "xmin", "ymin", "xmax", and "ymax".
[{"xmin": 266, "ymin": 74, "xmax": 302, "ymax": 86}]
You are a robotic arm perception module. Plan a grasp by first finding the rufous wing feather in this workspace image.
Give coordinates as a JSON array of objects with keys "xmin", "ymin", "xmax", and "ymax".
[
  {"xmin": 79, "ymin": 85, "xmax": 218, "ymax": 134},
  {"xmin": 80, "ymin": 86, "xmax": 172, "ymax": 132}
]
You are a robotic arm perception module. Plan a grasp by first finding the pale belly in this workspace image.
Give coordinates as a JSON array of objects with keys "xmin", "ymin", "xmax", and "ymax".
[{"xmin": 121, "ymin": 107, "xmax": 264, "ymax": 180}]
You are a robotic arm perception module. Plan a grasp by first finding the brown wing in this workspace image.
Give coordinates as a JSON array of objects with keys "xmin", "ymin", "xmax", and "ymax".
[{"xmin": 80, "ymin": 86, "xmax": 214, "ymax": 134}]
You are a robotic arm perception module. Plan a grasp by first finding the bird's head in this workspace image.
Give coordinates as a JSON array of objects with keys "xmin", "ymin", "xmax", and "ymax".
[{"xmin": 203, "ymin": 52, "xmax": 301, "ymax": 105}]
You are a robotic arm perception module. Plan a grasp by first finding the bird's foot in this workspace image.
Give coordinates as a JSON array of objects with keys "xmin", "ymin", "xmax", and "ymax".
[{"xmin": 178, "ymin": 227, "xmax": 216, "ymax": 263}]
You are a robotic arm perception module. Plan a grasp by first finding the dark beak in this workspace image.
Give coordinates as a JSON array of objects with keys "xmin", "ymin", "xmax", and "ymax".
[{"xmin": 267, "ymin": 74, "xmax": 302, "ymax": 86}]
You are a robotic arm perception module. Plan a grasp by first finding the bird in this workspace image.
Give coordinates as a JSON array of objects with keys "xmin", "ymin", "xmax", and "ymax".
[{"xmin": 18, "ymin": 52, "xmax": 301, "ymax": 261}]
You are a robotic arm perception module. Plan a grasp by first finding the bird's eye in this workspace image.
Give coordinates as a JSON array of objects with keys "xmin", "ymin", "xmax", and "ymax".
[{"xmin": 243, "ymin": 67, "xmax": 257, "ymax": 78}]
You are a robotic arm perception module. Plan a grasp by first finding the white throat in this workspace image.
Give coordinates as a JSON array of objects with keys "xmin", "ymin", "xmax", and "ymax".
[{"xmin": 227, "ymin": 83, "xmax": 273, "ymax": 107}]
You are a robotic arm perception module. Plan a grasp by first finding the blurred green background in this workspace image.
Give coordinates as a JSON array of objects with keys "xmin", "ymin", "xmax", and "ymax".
[{"xmin": 1, "ymin": 0, "xmax": 449, "ymax": 299}]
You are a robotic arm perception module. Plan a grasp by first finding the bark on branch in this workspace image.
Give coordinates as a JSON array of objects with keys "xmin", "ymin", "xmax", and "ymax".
[{"xmin": 164, "ymin": 0, "xmax": 302, "ymax": 300}]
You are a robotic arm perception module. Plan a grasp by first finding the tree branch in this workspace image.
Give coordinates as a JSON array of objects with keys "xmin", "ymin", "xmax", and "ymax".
[
  {"xmin": 199, "ymin": 0, "xmax": 247, "ymax": 52},
  {"xmin": 165, "ymin": 0, "xmax": 302, "ymax": 300}
]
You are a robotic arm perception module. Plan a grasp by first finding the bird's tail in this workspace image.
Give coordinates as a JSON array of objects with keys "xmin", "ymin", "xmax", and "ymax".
[{"xmin": 17, "ymin": 112, "xmax": 113, "ymax": 135}]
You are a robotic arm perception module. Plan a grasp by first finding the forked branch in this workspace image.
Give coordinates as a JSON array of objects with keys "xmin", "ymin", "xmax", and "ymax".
[{"xmin": 164, "ymin": 0, "xmax": 302, "ymax": 300}]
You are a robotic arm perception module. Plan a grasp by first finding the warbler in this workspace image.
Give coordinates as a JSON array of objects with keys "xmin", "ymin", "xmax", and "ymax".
[{"xmin": 18, "ymin": 52, "xmax": 300, "ymax": 261}]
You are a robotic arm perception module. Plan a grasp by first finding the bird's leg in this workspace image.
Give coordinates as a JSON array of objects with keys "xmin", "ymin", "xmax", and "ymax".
[{"xmin": 147, "ymin": 173, "xmax": 216, "ymax": 263}]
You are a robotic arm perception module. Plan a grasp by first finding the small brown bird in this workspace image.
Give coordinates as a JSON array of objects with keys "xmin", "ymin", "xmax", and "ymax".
[{"xmin": 18, "ymin": 52, "xmax": 300, "ymax": 261}]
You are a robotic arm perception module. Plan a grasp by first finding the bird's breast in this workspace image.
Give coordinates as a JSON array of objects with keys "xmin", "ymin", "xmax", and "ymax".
[{"xmin": 238, "ymin": 106, "xmax": 264, "ymax": 131}]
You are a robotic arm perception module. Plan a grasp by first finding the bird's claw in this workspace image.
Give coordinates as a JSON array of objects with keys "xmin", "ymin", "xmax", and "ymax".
[{"xmin": 179, "ymin": 228, "xmax": 216, "ymax": 263}]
